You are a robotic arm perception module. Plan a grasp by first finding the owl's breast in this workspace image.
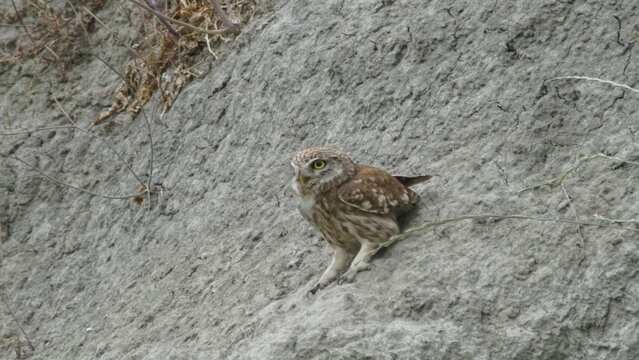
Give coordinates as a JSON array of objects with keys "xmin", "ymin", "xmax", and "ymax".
[
  {"xmin": 297, "ymin": 194, "xmax": 318, "ymax": 219},
  {"xmin": 297, "ymin": 191, "xmax": 393, "ymax": 254},
  {"xmin": 297, "ymin": 192, "xmax": 338, "ymax": 232}
]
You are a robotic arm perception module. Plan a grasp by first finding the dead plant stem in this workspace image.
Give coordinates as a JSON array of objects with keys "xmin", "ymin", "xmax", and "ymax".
[
  {"xmin": 81, "ymin": 5, "xmax": 142, "ymax": 57},
  {"xmin": 1, "ymin": 295, "xmax": 35, "ymax": 351},
  {"xmin": 517, "ymin": 153, "xmax": 639, "ymax": 193},
  {"xmin": 368, "ymin": 213, "xmax": 639, "ymax": 256},
  {"xmin": 10, "ymin": 0, "xmax": 36, "ymax": 47},
  {"xmin": 548, "ymin": 76, "xmax": 639, "ymax": 94},
  {"xmin": 52, "ymin": 97, "xmax": 148, "ymax": 189},
  {"xmin": 0, "ymin": 153, "xmax": 142, "ymax": 199},
  {"xmin": 210, "ymin": 0, "xmax": 239, "ymax": 31},
  {"xmin": 561, "ymin": 183, "xmax": 584, "ymax": 248},
  {"xmin": 129, "ymin": 0, "xmax": 233, "ymax": 35}
]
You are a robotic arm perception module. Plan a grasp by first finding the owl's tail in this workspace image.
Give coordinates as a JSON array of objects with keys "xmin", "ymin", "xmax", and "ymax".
[{"xmin": 393, "ymin": 174, "xmax": 432, "ymax": 188}]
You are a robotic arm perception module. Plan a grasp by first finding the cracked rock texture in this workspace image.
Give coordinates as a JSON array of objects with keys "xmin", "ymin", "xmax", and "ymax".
[{"xmin": 2, "ymin": 0, "xmax": 639, "ymax": 359}]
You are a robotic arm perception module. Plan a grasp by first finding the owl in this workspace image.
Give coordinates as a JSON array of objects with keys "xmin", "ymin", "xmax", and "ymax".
[{"xmin": 291, "ymin": 146, "xmax": 431, "ymax": 294}]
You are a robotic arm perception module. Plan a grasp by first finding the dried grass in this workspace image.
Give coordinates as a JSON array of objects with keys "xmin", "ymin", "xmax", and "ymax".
[
  {"xmin": 1, "ymin": 0, "xmax": 106, "ymax": 72},
  {"xmin": 2, "ymin": 0, "xmax": 260, "ymax": 124},
  {"xmin": 94, "ymin": 0, "xmax": 260, "ymax": 126}
]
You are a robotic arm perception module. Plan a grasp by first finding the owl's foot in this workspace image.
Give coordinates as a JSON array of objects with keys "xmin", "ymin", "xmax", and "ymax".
[
  {"xmin": 311, "ymin": 248, "xmax": 350, "ymax": 296},
  {"xmin": 337, "ymin": 262, "xmax": 373, "ymax": 285}
]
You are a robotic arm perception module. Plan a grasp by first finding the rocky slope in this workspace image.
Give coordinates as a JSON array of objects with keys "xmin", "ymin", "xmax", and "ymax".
[{"xmin": 1, "ymin": 0, "xmax": 638, "ymax": 359}]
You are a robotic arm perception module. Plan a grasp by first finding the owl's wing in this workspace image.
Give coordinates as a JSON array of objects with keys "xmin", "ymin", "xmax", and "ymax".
[{"xmin": 337, "ymin": 165, "xmax": 419, "ymax": 215}]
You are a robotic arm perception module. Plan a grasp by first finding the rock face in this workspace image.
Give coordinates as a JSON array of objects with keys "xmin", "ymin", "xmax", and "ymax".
[{"xmin": 1, "ymin": 0, "xmax": 639, "ymax": 359}]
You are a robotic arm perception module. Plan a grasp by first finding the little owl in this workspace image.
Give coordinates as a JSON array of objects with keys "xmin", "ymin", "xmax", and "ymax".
[{"xmin": 291, "ymin": 146, "xmax": 431, "ymax": 294}]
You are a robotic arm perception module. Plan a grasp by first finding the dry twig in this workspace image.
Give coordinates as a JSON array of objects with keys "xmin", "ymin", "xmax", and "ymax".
[
  {"xmin": 368, "ymin": 213, "xmax": 639, "ymax": 256},
  {"xmin": 0, "ymin": 106, "xmax": 152, "ymax": 201},
  {"xmin": 145, "ymin": 0, "xmax": 180, "ymax": 38},
  {"xmin": 10, "ymin": 0, "xmax": 36, "ymax": 46},
  {"xmin": 210, "ymin": 0, "xmax": 239, "ymax": 31},
  {"xmin": 0, "ymin": 289, "xmax": 35, "ymax": 351},
  {"xmin": 561, "ymin": 183, "xmax": 584, "ymax": 248},
  {"xmin": 548, "ymin": 76, "xmax": 639, "ymax": 94},
  {"xmin": 130, "ymin": 0, "xmax": 233, "ymax": 35},
  {"xmin": 52, "ymin": 97, "xmax": 148, "ymax": 190},
  {"xmin": 0, "ymin": 153, "xmax": 143, "ymax": 199},
  {"xmin": 516, "ymin": 153, "xmax": 639, "ymax": 194}
]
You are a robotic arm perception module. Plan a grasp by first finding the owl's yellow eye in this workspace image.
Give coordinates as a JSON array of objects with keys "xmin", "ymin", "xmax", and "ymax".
[{"xmin": 312, "ymin": 160, "xmax": 326, "ymax": 169}]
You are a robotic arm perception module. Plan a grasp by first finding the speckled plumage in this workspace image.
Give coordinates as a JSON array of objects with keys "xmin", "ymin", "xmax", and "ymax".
[{"xmin": 290, "ymin": 146, "xmax": 431, "ymax": 293}]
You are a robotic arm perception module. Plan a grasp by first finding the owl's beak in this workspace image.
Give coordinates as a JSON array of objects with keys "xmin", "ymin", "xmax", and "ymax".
[{"xmin": 295, "ymin": 168, "xmax": 306, "ymax": 184}]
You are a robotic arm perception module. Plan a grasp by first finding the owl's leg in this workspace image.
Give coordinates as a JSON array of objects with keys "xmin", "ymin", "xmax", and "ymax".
[
  {"xmin": 339, "ymin": 241, "xmax": 380, "ymax": 284},
  {"xmin": 309, "ymin": 247, "xmax": 350, "ymax": 294}
]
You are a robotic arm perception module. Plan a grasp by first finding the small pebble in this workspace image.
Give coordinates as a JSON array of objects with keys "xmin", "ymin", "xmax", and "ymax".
[
  {"xmin": 557, "ymin": 200, "xmax": 570, "ymax": 211},
  {"xmin": 609, "ymin": 238, "xmax": 622, "ymax": 245}
]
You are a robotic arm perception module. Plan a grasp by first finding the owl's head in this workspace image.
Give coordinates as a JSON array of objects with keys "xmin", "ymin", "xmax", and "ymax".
[{"xmin": 291, "ymin": 147, "xmax": 356, "ymax": 197}]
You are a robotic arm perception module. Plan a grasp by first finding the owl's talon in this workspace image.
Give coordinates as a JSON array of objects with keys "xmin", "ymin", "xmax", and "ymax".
[
  {"xmin": 307, "ymin": 284, "xmax": 321, "ymax": 297},
  {"xmin": 338, "ymin": 261, "xmax": 374, "ymax": 285},
  {"xmin": 337, "ymin": 271, "xmax": 356, "ymax": 285}
]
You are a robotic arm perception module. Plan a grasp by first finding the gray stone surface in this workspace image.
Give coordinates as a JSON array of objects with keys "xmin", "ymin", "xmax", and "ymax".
[{"xmin": 1, "ymin": 0, "xmax": 638, "ymax": 359}]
